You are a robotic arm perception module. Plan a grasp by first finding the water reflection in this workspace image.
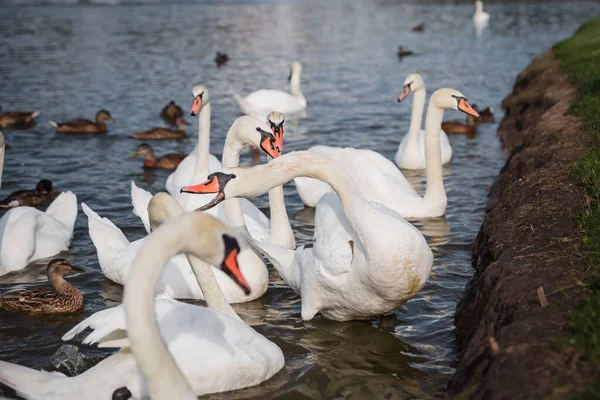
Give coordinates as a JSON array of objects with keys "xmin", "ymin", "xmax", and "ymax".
[{"xmin": 0, "ymin": 0, "xmax": 598, "ymax": 398}]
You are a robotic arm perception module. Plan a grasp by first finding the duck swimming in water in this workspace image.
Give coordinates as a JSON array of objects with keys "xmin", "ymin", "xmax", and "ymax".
[
  {"xmin": 0, "ymin": 179, "xmax": 55, "ymax": 209},
  {"xmin": 129, "ymin": 117, "xmax": 190, "ymax": 140},
  {"xmin": 0, "ymin": 107, "xmax": 39, "ymax": 129},
  {"xmin": 215, "ymin": 52, "xmax": 229, "ymax": 67},
  {"xmin": 160, "ymin": 100, "xmax": 184, "ymax": 127},
  {"xmin": 0, "ymin": 258, "xmax": 84, "ymax": 313},
  {"xmin": 131, "ymin": 144, "xmax": 187, "ymax": 170},
  {"xmin": 49, "ymin": 109, "xmax": 115, "ymax": 134}
]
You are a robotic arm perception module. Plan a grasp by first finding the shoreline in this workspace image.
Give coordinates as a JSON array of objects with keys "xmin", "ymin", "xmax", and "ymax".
[{"xmin": 446, "ymin": 23, "xmax": 600, "ymax": 399}]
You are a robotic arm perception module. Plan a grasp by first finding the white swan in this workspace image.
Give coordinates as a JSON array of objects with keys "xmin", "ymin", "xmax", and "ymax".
[
  {"xmin": 395, "ymin": 73, "xmax": 453, "ymax": 170},
  {"xmin": 294, "ymin": 89, "xmax": 478, "ymax": 218},
  {"xmin": 84, "ymin": 115, "xmax": 291, "ymax": 302},
  {"xmin": 0, "ymin": 199, "xmax": 284, "ymax": 400},
  {"xmin": 182, "ymin": 151, "xmax": 432, "ymax": 321},
  {"xmin": 164, "ymin": 85, "xmax": 277, "ymax": 242},
  {"xmin": 183, "ymin": 89, "xmax": 479, "ymax": 321},
  {"xmin": 165, "ymin": 84, "xmax": 222, "ymax": 202},
  {"xmin": 0, "ymin": 135, "xmax": 77, "ymax": 275},
  {"xmin": 473, "ymin": 0, "xmax": 490, "ymax": 25},
  {"xmin": 234, "ymin": 61, "xmax": 306, "ymax": 120}
]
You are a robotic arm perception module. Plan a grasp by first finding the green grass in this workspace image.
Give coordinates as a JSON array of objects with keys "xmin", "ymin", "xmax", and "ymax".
[{"xmin": 553, "ymin": 17, "xmax": 600, "ymax": 398}]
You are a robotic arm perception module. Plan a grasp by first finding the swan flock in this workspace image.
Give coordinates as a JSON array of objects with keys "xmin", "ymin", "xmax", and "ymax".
[{"xmin": 0, "ymin": 18, "xmax": 485, "ymax": 398}]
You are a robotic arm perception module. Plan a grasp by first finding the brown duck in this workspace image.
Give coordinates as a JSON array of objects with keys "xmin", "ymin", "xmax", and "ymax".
[
  {"xmin": 472, "ymin": 104, "xmax": 495, "ymax": 123},
  {"xmin": 160, "ymin": 100, "xmax": 184, "ymax": 126},
  {"xmin": 49, "ymin": 109, "xmax": 115, "ymax": 134},
  {"xmin": 215, "ymin": 51, "xmax": 229, "ymax": 67},
  {"xmin": 397, "ymin": 46, "xmax": 414, "ymax": 57},
  {"xmin": 412, "ymin": 23, "xmax": 425, "ymax": 32},
  {"xmin": 131, "ymin": 143, "xmax": 187, "ymax": 170},
  {"xmin": 0, "ymin": 179, "xmax": 55, "ymax": 209},
  {"xmin": 0, "ymin": 259, "xmax": 84, "ymax": 313},
  {"xmin": 129, "ymin": 117, "xmax": 190, "ymax": 140},
  {"xmin": 0, "ymin": 107, "xmax": 39, "ymax": 129},
  {"xmin": 441, "ymin": 116, "xmax": 479, "ymax": 136}
]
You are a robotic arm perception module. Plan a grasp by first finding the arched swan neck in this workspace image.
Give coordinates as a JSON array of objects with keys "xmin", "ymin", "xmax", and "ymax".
[
  {"xmin": 194, "ymin": 102, "xmax": 211, "ymax": 177},
  {"xmin": 423, "ymin": 103, "xmax": 446, "ymax": 204},
  {"xmin": 406, "ymin": 87, "xmax": 426, "ymax": 147},
  {"xmin": 124, "ymin": 214, "xmax": 233, "ymax": 400},
  {"xmin": 232, "ymin": 152, "xmax": 368, "ymax": 220}
]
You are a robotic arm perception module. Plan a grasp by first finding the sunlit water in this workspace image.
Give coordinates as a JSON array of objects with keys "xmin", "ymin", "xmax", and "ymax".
[{"xmin": 0, "ymin": 1, "xmax": 598, "ymax": 398}]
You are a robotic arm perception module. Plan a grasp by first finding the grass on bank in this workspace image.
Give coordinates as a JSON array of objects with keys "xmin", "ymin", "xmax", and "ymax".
[{"xmin": 553, "ymin": 16, "xmax": 600, "ymax": 395}]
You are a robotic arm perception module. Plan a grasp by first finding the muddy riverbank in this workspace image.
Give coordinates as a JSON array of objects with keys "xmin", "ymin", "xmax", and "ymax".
[{"xmin": 446, "ymin": 48, "xmax": 600, "ymax": 399}]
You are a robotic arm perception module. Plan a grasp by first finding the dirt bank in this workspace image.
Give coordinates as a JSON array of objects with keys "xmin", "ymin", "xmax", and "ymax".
[{"xmin": 446, "ymin": 50, "xmax": 599, "ymax": 399}]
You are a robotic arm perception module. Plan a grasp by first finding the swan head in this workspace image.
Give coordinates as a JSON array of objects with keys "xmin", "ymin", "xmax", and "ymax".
[
  {"xmin": 288, "ymin": 61, "xmax": 302, "ymax": 81},
  {"xmin": 190, "ymin": 85, "xmax": 209, "ymax": 116},
  {"xmin": 475, "ymin": 1, "xmax": 483, "ymax": 12},
  {"xmin": 431, "ymin": 88, "xmax": 479, "ymax": 117},
  {"xmin": 181, "ymin": 172, "xmax": 237, "ymax": 211},
  {"xmin": 398, "ymin": 73, "xmax": 425, "ymax": 102},
  {"xmin": 147, "ymin": 192, "xmax": 184, "ymax": 231},
  {"xmin": 228, "ymin": 114, "xmax": 283, "ymax": 158},
  {"xmin": 47, "ymin": 258, "xmax": 84, "ymax": 278},
  {"xmin": 266, "ymin": 111, "xmax": 285, "ymax": 154}
]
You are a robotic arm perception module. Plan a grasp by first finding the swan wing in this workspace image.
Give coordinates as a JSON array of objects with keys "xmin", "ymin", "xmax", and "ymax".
[
  {"xmin": 0, "ymin": 208, "xmax": 40, "ymax": 274},
  {"xmin": 130, "ymin": 181, "xmax": 153, "ymax": 233}
]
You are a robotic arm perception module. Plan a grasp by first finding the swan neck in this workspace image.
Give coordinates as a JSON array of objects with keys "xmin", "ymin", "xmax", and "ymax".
[
  {"xmin": 222, "ymin": 132, "xmax": 248, "ymax": 230},
  {"xmin": 194, "ymin": 103, "xmax": 211, "ymax": 177},
  {"xmin": 237, "ymin": 152, "xmax": 368, "ymax": 221},
  {"xmin": 406, "ymin": 87, "xmax": 426, "ymax": 146},
  {"xmin": 423, "ymin": 103, "xmax": 446, "ymax": 204},
  {"xmin": 290, "ymin": 72, "xmax": 305, "ymax": 102},
  {"xmin": 123, "ymin": 219, "xmax": 199, "ymax": 400},
  {"xmin": 267, "ymin": 184, "xmax": 294, "ymax": 247},
  {"xmin": 185, "ymin": 254, "xmax": 241, "ymax": 321}
]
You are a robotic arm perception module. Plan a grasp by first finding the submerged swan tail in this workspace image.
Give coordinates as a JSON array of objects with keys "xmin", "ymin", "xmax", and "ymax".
[
  {"xmin": 81, "ymin": 202, "xmax": 130, "ymax": 253},
  {"xmin": 130, "ymin": 181, "xmax": 153, "ymax": 233},
  {"xmin": 244, "ymin": 234, "xmax": 300, "ymax": 292},
  {"xmin": 45, "ymin": 191, "xmax": 77, "ymax": 232},
  {"xmin": 0, "ymin": 360, "xmax": 69, "ymax": 400}
]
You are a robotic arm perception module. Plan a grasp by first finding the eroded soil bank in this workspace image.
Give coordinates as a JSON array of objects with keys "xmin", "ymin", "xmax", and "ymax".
[{"xmin": 446, "ymin": 50, "xmax": 599, "ymax": 399}]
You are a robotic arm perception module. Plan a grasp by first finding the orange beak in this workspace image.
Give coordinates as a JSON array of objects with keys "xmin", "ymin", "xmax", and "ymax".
[
  {"xmin": 398, "ymin": 85, "xmax": 412, "ymax": 102},
  {"xmin": 260, "ymin": 135, "xmax": 280, "ymax": 159},
  {"xmin": 271, "ymin": 126, "xmax": 284, "ymax": 154},
  {"xmin": 222, "ymin": 247, "xmax": 251, "ymax": 295},
  {"xmin": 190, "ymin": 96, "xmax": 203, "ymax": 116},
  {"xmin": 181, "ymin": 175, "xmax": 220, "ymax": 194},
  {"xmin": 458, "ymin": 98, "xmax": 479, "ymax": 117}
]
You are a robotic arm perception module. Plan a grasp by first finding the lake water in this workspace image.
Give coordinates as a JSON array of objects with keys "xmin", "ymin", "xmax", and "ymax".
[{"xmin": 0, "ymin": 0, "xmax": 598, "ymax": 398}]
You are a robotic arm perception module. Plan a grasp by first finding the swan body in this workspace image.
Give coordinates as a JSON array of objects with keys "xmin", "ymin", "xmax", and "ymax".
[
  {"xmin": 0, "ymin": 191, "xmax": 77, "ymax": 276},
  {"xmin": 0, "ymin": 206, "xmax": 284, "ymax": 400},
  {"xmin": 183, "ymin": 150, "xmax": 435, "ymax": 321},
  {"xmin": 395, "ymin": 74, "xmax": 452, "ymax": 170},
  {"xmin": 473, "ymin": 0, "xmax": 490, "ymax": 25},
  {"xmin": 234, "ymin": 61, "xmax": 306, "ymax": 120}
]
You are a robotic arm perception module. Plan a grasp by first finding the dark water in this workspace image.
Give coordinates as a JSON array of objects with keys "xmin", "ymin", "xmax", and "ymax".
[{"xmin": 0, "ymin": 0, "xmax": 598, "ymax": 398}]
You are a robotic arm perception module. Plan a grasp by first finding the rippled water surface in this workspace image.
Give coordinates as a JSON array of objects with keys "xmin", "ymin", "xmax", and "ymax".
[{"xmin": 1, "ymin": 1, "xmax": 599, "ymax": 398}]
